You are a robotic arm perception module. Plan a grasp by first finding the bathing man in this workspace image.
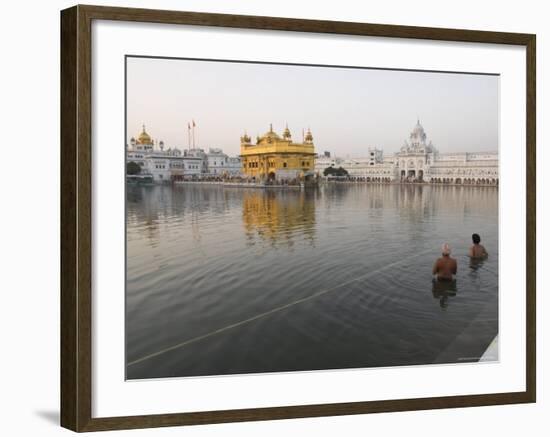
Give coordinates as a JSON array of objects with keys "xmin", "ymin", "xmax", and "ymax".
[
  {"xmin": 432, "ymin": 243, "xmax": 457, "ymax": 281},
  {"xmin": 469, "ymin": 233, "xmax": 488, "ymax": 259}
]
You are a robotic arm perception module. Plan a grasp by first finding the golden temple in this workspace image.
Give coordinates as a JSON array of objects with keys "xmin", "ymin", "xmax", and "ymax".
[{"xmin": 240, "ymin": 124, "xmax": 316, "ymax": 181}]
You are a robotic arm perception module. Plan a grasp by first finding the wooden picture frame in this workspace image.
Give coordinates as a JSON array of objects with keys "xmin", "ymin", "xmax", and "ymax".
[{"xmin": 61, "ymin": 4, "xmax": 536, "ymax": 432}]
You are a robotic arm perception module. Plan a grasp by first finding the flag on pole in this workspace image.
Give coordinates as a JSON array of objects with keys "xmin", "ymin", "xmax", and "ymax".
[
  {"xmin": 188, "ymin": 122, "xmax": 191, "ymax": 130},
  {"xmin": 193, "ymin": 120, "xmax": 196, "ymax": 127}
]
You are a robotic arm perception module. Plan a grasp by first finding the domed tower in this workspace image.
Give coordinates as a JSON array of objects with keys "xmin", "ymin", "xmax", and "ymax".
[
  {"xmin": 409, "ymin": 119, "xmax": 427, "ymax": 148},
  {"xmin": 282, "ymin": 123, "xmax": 292, "ymax": 140},
  {"xmin": 402, "ymin": 119, "xmax": 437, "ymax": 155},
  {"xmin": 304, "ymin": 128, "xmax": 314, "ymax": 144},
  {"xmin": 137, "ymin": 124, "xmax": 152, "ymax": 145},
  {"xmin": 135, "ymin": 124, "xmax": 153, "ymax": 153},
  {"xmin": 260, "ymin": 124, "xmax": 282, "ymax": 144}
]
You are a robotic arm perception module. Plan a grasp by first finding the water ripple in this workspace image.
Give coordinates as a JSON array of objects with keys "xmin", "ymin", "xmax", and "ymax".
[{"xmin": 126, "ymin": 184, "xmax": 499, "ymax": 378}]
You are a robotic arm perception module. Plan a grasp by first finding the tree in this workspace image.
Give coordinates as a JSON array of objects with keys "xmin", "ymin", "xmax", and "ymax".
[
  {"xmin": 127, "ymin": 161, "xmax": 141, "ymax": 175},
  {"xmin": 323, "ymin": 166, "xmax": 349, "ymax": 177}
]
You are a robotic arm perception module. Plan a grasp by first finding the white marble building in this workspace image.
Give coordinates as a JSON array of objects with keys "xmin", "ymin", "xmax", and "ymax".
[
  {"xmin": 206, "ymin": 148, "xmax": 242, "ymax": 176},
  {"xmin": 126, "ymin": 126, "xmax": 236, "ymax": 183},
  {"xmin": 316, "ymin": 120, "xmax": 498, "ymax": 185},
  {"xmin": 142, "ymin": 154, "xmax": 203, "ymax": 182},
  {"xmin": 315, "ymin": 156, "xmax": 345, "ymax": 173}
]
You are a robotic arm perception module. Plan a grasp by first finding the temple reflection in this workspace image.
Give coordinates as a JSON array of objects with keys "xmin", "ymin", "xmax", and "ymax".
[{"xmin": 242, "ymin": 189, "xmax": 316, "ymax": 247}]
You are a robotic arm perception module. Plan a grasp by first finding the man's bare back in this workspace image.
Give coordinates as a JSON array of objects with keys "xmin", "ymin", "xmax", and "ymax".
[
  {"xmin": 469, "ymin": 233, "xmax": 488, "ymax": 259},
  {"xmin": 433, "ymin": 255, "xmax": 457, "ymax": 281},
  {"xmin": 469, "ymin": 244, "xmax": 488, "ymax": 259}
]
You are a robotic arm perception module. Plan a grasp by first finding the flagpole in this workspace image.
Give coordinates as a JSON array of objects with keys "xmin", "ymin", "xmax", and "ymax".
[
  {"xmin": 192, "ymin": 120, "xmax": 196, "ymax": 149},
  {"xmin": 187, "ymin": 122, "xmax": 191, "ymax": 150}
]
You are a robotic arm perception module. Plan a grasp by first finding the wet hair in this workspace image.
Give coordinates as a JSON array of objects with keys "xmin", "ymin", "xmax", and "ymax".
[{"xmin": 472, "ymin": 233, "xmax": 481, "ymax": 244}]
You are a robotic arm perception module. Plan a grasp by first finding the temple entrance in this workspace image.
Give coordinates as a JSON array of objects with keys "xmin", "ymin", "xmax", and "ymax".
[
  {"xmin": 267, "ymin": 171, "xmax": 276, "ymax": 181},
  {"xmin": 418, "ymin": 170, "xmax": 424, "ymax": 182},
  {"xmin": 407, "ymin": 170, "xmax": 416, "ymax": 179}
]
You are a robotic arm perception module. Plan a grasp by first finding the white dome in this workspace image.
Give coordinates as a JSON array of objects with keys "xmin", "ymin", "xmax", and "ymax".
[{"xmin": 410, "ymin": 120, "xmax": 427, "ymax": 142}]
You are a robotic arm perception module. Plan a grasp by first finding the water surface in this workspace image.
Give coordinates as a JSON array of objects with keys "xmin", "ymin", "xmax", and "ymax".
[{"xmin": 126, "ymin": 184, "xmax": 498, "ymax": 379}]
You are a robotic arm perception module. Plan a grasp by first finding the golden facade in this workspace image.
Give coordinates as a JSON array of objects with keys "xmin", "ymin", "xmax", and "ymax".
[{"xmin": 240, "ymin": 124, "xmax": 316, "ymax": 180}]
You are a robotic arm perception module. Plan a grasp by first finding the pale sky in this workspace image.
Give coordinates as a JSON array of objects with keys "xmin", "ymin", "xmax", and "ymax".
[{"xmin": 126, "ymin": 56, "xmax": 499, "ymax": 157}]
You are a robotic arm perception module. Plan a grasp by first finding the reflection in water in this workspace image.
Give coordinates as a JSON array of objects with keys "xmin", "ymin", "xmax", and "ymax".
[
  {"xmin": 126, "ymin": 184, "xmax": 498, "ymax": 379},
  {"xmin": 242, "ymin": 189, "xmax": 316, "ymax": 247},
  {"xmin": 432, "ymin": 279, "xmax": 458, "ymax": 309}
]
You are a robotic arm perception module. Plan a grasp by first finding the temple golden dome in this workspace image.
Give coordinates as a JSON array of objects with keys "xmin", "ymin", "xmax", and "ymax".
[
  {"xmin": 263, "ymin": 131, "xmax": 281, "ymax": 139},
  {"xmin": 262, "ymin": 123, "xmax": 281, "ymax": 140},
  {"xmin": 137, "ymin": 124, "xmax": 152, "ymax": 144}
]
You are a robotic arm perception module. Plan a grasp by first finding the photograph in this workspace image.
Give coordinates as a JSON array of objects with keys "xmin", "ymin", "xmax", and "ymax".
[{"xmin": 124, "ymin": 56, "xmax": 500, "ymax": 380}]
